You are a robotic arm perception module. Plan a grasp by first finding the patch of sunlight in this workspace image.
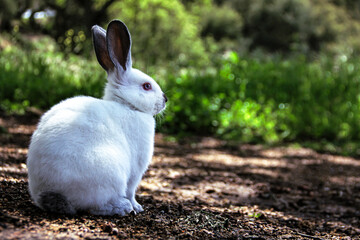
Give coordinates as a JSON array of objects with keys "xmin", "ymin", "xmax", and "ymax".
[
  {"xmin": 327, "ymin": 155, "xmax": 360, "ymax": 166},
  {"xmin": 0, "ymin": 176, "xmax": 25, "ymax": 183},
  {"xmin": 7, "ymin": 125, "xmax": 35, "ymax": 135},
  {"xmin": 245, "ymin": 168, "xmax": 280, "ymax": 178},
  {"xmin": 0, "ymin": 147, "xmax": 28, "ymax": 155},
  {"xmin": 0, "ymin": 164, "xmax": 28, "ymax": 175},
  {"xmin": 192, "ymin": 151, "xmax": 290, "ymax": 168},
  {"xmin": 329, "ymin": 176, "xmax": 360, "ymax": 185}
]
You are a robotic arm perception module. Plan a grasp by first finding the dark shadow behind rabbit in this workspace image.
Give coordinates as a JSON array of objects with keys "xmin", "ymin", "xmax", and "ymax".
[{"xmin": 27, "ymin": 20, "xmax": 168, "ymax": 215}]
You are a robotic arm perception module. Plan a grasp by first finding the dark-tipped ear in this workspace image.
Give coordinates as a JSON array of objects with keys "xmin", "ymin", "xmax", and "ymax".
[
  {"xmin": 106, "ymin": 20, "xmax": 132, "ymax": 71},
  {"xmin": 92, "ymin": 25, "xmax": 114, "ymax": 71}
]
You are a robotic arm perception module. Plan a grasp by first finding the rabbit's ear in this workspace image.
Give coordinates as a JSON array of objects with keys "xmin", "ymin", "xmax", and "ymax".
[
  {"xmin": 92, "ymin": 25, "xmax": 114, "ymax": 71},
  {"xmin": 106, "ymin": 20, "xmax": 132, "ymax": 71}
]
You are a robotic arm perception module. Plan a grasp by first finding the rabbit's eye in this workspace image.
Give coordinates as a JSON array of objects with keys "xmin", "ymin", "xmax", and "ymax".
[{"xmin": 143, "ymin": 82, "xmax": 152, "ymax": 91}]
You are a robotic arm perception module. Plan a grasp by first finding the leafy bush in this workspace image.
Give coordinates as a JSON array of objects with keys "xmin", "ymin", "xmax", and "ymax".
[
  {"xmin": 2, "ymin": 40, "xmax": 360, "ymax": 147},
  {"xmin": 109, "ymin": 0, "xmax": 208, "ymax": 68},
  {"xmin": 0, "ymin": 44, "xmax": 105, "ymax": 112},
  {"xmin": 162, "ymin": 52, "xmax": 360, "ymax": 143},
  {"xmin": 199, "ymin": 3, "xmax": 243, "ymax": 41},
  {"xmin": 212, "ymin": 0, "xmax": 360, "ymax": 55}
]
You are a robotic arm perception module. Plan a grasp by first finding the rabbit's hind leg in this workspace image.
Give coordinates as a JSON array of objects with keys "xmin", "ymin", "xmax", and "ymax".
[{"xmin": 38, "ymin": 191, "xmax": 76, "ymax": 215}]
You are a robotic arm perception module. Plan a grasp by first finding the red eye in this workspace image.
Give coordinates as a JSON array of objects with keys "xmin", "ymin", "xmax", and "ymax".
[{"xmin": 143, "ymin": 82, "xmax": 152, "ymax": 91}]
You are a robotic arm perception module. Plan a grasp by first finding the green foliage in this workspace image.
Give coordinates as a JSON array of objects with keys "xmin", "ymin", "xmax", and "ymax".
[
  {"xmin": 2, "ymin": 0, "xmax": 360, "ymax": 59},
  {"xmin": 0, "ymin": 42, "xmax": 105, "ymax": 112},
  {"xmin": 2, "ymin": 0, "xmax": 360, "ymax": 156},
  {"xmin": 2, "ymin": 37, "xmax": 360, "ymax": 147},
  {"xmin": 58, "ymin": 29, "xmax": 90, "ymax": 55},
  {"xmin": 162, "ymin": 52, "xmax": 360, "ymax": 144},
  {"xmin": 2, "ymin": 30, "xmax": 360, "ymax": 155},
  {"xmin": 109, "ymin": 0, "xmax": 208, "ymax": 67},
  {"xmin": 199, "ymin": 3, "xmax": 243, "ymax": 41},
  {"xmin": 197, "ymin": 0, "xmax": 360, "ymax": 55},
  {"xmin": 0, "ymin": 0, "xmax": 30, "ymax": 31}
]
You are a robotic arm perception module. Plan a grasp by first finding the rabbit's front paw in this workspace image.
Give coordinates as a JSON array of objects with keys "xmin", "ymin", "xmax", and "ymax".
[
  {"xmin": 112, "ymin": 197, "xmax": 134, "ymax": 216},
  {"xmin": 89, "ymin": 198, "xmax": 133, "ymax": 216},
  {"xmin": 131, "ymin": 199, "xmax": 144, "ymax": 213}
]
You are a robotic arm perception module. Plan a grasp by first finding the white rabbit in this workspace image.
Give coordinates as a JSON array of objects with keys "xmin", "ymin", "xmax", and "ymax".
[{"xmin": 26, "ymin": 20, "xmax": 167, "ymax": 216}]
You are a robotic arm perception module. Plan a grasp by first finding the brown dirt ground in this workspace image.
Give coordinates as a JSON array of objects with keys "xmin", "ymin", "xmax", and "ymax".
[{"xmin": 0, "ymin": 111, "xmax": 359, "ymax": 239}]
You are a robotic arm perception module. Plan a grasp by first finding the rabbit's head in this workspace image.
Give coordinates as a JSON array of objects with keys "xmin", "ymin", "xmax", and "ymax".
[{"xmin": 92, "ymin": 20, "xmax": 167, "ymax": 116}]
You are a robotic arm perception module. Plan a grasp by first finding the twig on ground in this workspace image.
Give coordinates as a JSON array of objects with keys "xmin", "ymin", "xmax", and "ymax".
[{"xmin": 297, "ymin": 232, "xmax": 324, "ymax": 240}]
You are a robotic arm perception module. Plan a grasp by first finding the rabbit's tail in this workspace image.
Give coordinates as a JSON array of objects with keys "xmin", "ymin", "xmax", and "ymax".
[{"xmin": 38, "ymin": 191, "xmax": 76, "ymax": 215}]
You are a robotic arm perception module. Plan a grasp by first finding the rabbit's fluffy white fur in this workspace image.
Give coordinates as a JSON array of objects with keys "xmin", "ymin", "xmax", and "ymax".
[{"xmin": 27, "ymin": 20, "xmax": 167, "ymax": 215}]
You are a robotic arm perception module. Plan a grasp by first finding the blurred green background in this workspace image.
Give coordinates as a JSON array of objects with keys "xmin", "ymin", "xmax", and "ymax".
[{"xmin": 1, "ymin": 0, "xmax": 360, "ymax": 155}]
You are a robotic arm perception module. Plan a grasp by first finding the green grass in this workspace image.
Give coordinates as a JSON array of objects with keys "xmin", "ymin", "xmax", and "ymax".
[
  {"xmin": 163, "ymin": 53, "xmax": 360, "ymax": 145},
  {"xmin": 1, "ymin": 44, "xmax": 360, "ymax": 155},
  {"xmin": 0, "ymin": 45, "xmax": 105, "ymax": 112}
]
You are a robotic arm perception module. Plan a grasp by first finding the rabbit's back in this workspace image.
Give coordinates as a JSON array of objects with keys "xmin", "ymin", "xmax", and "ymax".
[{"xmin": 27, "ymin": 96, "xmax": 155, "ymax": 210}]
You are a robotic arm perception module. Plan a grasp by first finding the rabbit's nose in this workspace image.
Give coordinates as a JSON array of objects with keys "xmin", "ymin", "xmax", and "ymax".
[{"xmin": 163, "ymin": 93, "xmax": 168, "ymax": 103}]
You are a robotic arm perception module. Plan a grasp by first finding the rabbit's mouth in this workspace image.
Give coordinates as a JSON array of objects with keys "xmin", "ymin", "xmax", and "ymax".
[{"xmin": 154, "ymin": 99, "xmax": 167, "ymax": 115}]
